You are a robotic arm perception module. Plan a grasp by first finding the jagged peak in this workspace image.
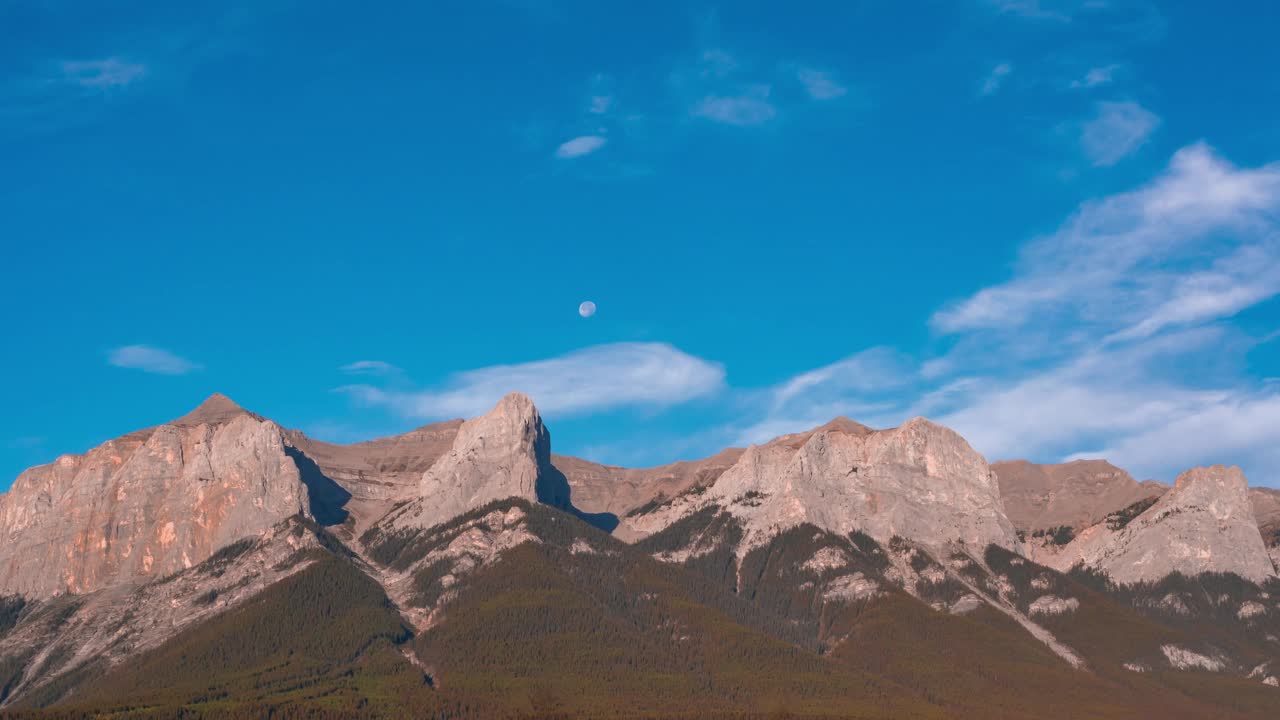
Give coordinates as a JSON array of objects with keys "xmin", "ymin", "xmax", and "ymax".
[{"xmin": 172, "ymin": 393, "xmax": 261, "ymax": 427}]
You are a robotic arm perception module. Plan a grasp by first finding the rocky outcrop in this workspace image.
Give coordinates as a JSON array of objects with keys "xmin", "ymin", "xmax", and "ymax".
[
  {"xmin": 619, "ymin": 416, "xmax": 1021, "ymax": 553},
  {"xmin": 993, "ymin": 459, "xmax": 1166, "ymax": 533},
  {"xmin": 1051, "ymin": 465, "xmax": 1276, "ymax": 584},
  {"xmin": 1250, "ymin": 487, "xmax": 1280, "ymax": 571},
  {"xmin": 0, "ymin": 395, "xmax": 311, "ymax": 599},
  {"xmin": 375, "ymin": 393, "xmax": 557, "ymax": 534}
]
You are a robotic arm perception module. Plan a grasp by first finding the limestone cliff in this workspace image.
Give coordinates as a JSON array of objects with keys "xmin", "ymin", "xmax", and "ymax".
[
  {"xmin": 619, "ymin": 416, "xmax": 1022, "ymax": 553},
  {"xmin": 375, "ymin": 393, "xmax": 558, "ymax": 534},
  {"xmin": 0, "ymin": 395, "xmax": 311, "ymax": 598},
  {"xmin": 1050, "ymin": 465, "xmax": 1276, "ymax": 584}
]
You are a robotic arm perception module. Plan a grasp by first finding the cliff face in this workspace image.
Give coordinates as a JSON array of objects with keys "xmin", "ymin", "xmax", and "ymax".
[
  {"xmin": 0, "ymin": 395, "xmax": 310, "ymax": 598},
  {"xmin": 619, "ymin": 416, "xmax": 1022, "ymax": 553},
  {"xmin": 1250, "ymin": 487, "xmax": 1280, "ymax": 571},
  {"xmin": 1051, "ymin": 465, "xmax": 1277, "ymax": 584},
  {"xmin": 375, "ymin": 393, "xmax": 557, "ymax": 535}
]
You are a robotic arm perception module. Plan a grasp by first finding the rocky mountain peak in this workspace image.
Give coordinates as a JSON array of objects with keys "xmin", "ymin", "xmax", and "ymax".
[
  {"xmin": 619, "ymin": 414, "xmax": 1021, "ymax": 554},
  {"xmin": 0, "ymin": 401, "xmax": 309, "ymax": 598},
  {"xmin": 1050, "ymin": 464, "xmax": 1275, "ymax": 584},
  {"xmin": 377, "ymin": 393, "xmax": 560, "ymax": 533},
  {"xmin": 172, "ymin": 393, "xmax": 258, "ymax": 427}
]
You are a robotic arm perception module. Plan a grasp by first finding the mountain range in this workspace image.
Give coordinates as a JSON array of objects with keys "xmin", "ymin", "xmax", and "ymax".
[{"xmin": 1, "ymin": 393, "xmax": 1278, "ymax": 719}]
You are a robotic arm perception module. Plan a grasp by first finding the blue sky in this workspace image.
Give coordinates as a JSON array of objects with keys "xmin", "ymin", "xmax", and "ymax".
[{"xmin": 3, "ymin": 0, "xmax": 1280, "ymax": 491}]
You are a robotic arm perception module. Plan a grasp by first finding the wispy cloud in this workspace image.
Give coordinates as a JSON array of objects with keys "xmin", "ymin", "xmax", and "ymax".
[
  {"xmin": 734, "ymin": 143, "xmax": 1280, "ymax": 483},
  {"xmin": 1080, "ymin": 100, "xmax": 1160, "ymax": 166},
  {"xmin": 338, "ymin": 342, "xmax": 726, "ymax": 420},
  {"xmin": 796, "ymin": 68, "xmax": 847, "ymax": 100},
  {"xmin": 1071, "ymin": 64, "xmax": 1120, "ymax": 89},
  {"xmin": 108, "ymin": 345, "xmax": 201, "ymax": 375},
  {"xmin": 933, "ymin": 143, "xmax": 1278, "ymax": 334},
  {"xmin": 980, "ymin": 63, "xmax": 1013, "ymax": 96},
  {"xmin": 555, "ymin": 134, "xmax": 607, "ymax": 159},
  {"xmin": 340, "ymin": 360, "xmax": 401, "ymax": 376},
  {"xmin": 588, "ymin": 95, "xmax": 612, "ymax": 114},
  {"xmin": 60, "ymin": 58, "xmax": 146, "ymax": 88},
  {"xmin": 692, "ymin": 86, "xmax": 776, "ymax": 126},
  {"xmin": 987, "ymin": 0, "xmax": 1079, "ymax": 22}
]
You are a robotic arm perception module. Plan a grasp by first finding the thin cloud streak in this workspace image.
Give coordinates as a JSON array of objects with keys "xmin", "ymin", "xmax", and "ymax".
[
  {"xmin": 555, "ymin": 134, "xmax": 607, "ymax": 158},
  {"xmin": 60, "ymin": 58, "xmax": 146, "ymax": 88},
  {"xmin": 340, "ymin": 360, "xmax": 401, "ymax": 376},
  {"xmin": 108, "ymin": 345, "xmax": 201, "ymax": 375},
  {"xmin": 980, "ymin": 63, "xmax": 1013, "ymax": 96},
  {"xmin": 692, "ymin": 86, "xmax": 776, "ymax": 126},
  {"xmin": 338, "ymin": 342, "xmax": 726, "ymax": 420},
  {"xmin": 733, "ymin": 143, "xmax": 1280, "ymax": 484},
  {"xmin": 796, "ymin": 68, "xmax": 847, "ymax": 100},
  {"xmin": 1081, "ymin": 100, "xmax": 1160, "ymax": 166}
]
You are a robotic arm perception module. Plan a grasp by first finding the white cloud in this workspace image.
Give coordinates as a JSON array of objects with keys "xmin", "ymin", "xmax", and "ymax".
[
  {"xmin": 588, "ymin": 95, "xmax": 612, "ymax": 114},
  {"xmin": 61, "ymin": 58, "xmax": 145, "ymax": 88},
  {"xmin": 1071, "ymin": 64, "xmax": 1120, "ymax": 89},
  {"xmin": 933, "ymin": 143, "xmax": 1280, "ymax": 335},
  {"xmin": 738, "ymin": 143, "xmax": 1280, "ymax": 484},
  {"xmin": 340, "ymin": 360, "xmax": 400, "ymax": 376},
  {"xmin": 338, "ymin": 342, "xmax": 725, "ymax": 420},
  {"xmin": 796, "ymin": 68, "xmax": 847, "ymax": 100},
  {"xmin": 1080, "ymin": 100, "xmax": 1160, "ymax": 166},
  {"xmin": 555, "ymin": 134, "xmax": 607, "ymax": 159},
  {"xmin": 980, "ymin": 63, "xmax": 1013, "ymax": 96},
  {"xmin": 692, "ymin": 86, "xmax": 776, "ymax": 126},
  {"xmin": 108, "ymin": 345, "xmax": 200, "ymax": 375}
]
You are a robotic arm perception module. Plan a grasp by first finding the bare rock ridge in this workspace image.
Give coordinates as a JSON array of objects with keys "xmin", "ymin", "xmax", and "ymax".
[
  {"xmin": 171, "ymin": 392, "xmax": 261, "ymax": 427},
  {"xmin": 0, "ymin": 395, "xmax": 311, "ymax": 598},
  {"xmin": 993, "ymin": 459, "xmax": 1165, "ymax": 533},
  {"xmin": 375, "ymin": 392, "xmax": 567, "ymax": 534},
  {"xmin": 617, "ymin": 415, "xmax": 1023, "ymax": 553},
  {"xmin": 1049, "ymin": 465, "xmax": 1276, "ymax": 584},
  {"xmin": 4, "ymin": 391, "xmax": 1278, "ymax": 605}
]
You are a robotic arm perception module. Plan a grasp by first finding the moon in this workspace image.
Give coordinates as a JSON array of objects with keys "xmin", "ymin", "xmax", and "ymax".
[{"xmin": 578, "ymin": 301, "xmax": 597, "ymax": 318}]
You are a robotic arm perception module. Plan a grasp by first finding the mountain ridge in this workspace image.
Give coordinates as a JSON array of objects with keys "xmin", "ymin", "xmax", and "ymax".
[{"xmin": 3, "ymin": 392, "xmax": 1279, "ymax": 715}]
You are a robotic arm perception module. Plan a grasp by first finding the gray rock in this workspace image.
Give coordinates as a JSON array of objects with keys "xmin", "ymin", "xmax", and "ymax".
[
  {"xmin": 376, "ymin": 393, "xmax": 553, "ymax": 534},
  {"xmin": 619, "ymin": 416, "xmax": 1021, "ymax": 554},
  {"xmin": 1050, "ymin": 465, "xmax": 1276, "ymax": 584}
]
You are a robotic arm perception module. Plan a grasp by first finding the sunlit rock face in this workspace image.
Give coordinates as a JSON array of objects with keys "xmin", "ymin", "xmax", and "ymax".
[
  {"xmin": 618, "ymin": 416, "xmax": 1022, "ymax": 555},
  {"xmin": 376, "ymin": 392, "xmax": 557, "ymax": 535},
  {"xmin": 1051, "ymin": 465, "xmax": 1277, "ymax": 584},
  {"xmin": 0, "ymin": 395, "xmax": 311, "ymax": 598}
]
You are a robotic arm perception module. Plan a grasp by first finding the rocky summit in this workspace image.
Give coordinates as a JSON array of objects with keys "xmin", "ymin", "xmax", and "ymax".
[
  {"xmin": 615, "ymin": 415, "xmax": 1021, "ymax": 554},
  {"xmin": 1, "ymin": 393, "xmax": 1278, "ymax": 719},
  {"xmin": 0, "ymin": 395, "xmax": 309, "ymax": 598},
  {"xmin": 1049, "ymin": 464, "xmax": 1276, "ymax": 584}
]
